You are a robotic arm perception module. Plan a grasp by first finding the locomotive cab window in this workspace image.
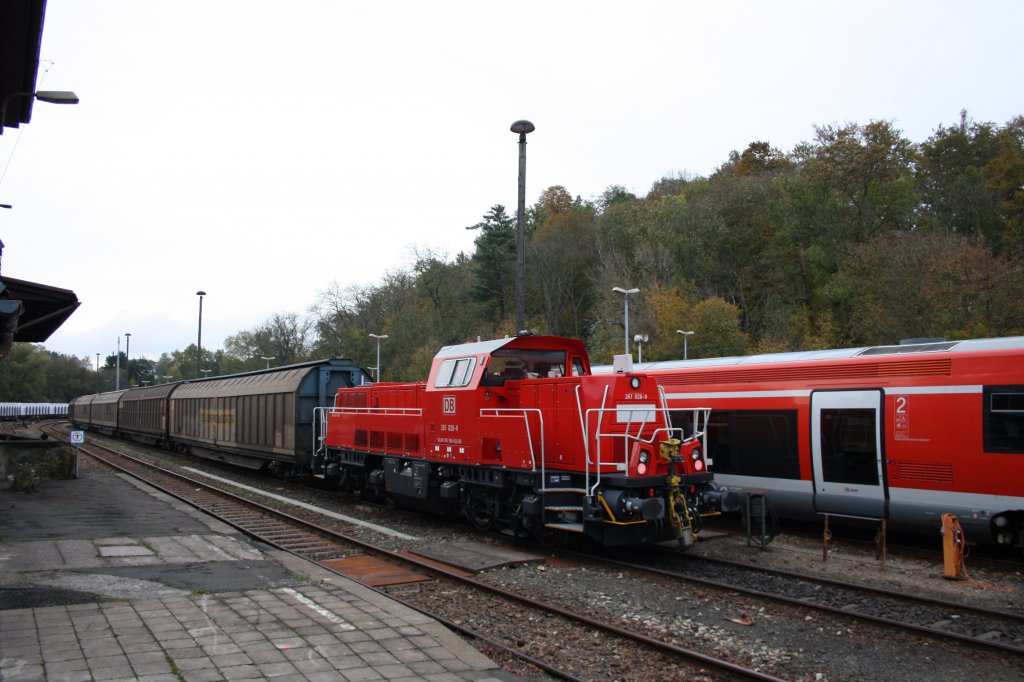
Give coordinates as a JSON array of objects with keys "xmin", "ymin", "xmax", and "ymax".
[
  {"xmin": 984, "ymin": 385, "xmax": 1024, "ymax": 454},
  {"xmin": 481, "ymin": 349, "xmax": 568, "ymax": 386},
  {"xmin": 434, "ymin": 357, "xmax": 476, "ymax": 388}
]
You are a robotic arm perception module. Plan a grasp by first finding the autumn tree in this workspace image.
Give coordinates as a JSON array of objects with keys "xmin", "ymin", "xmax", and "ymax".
[{"xmin": 826, "ymin": 230, "xmax": 1024, "ymax": 344}]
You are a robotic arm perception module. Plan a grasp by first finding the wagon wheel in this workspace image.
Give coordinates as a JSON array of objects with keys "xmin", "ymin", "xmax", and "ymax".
[{"xmin": 472, "ymin": 513, "xmax": 494, "ymax": 531}]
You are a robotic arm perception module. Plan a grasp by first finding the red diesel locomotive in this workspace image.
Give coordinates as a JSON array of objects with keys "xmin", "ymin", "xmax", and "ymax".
[
  {"xmin": 615, "ymin": 337, "xmax": 1024, "ymax": 547},
  {"xmin": 314, "ymin": 334, "xmax": 735, "ymax": 547}
]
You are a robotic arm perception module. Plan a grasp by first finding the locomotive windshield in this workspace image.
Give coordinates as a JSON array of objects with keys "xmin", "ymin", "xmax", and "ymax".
[{"xmin": 481, "ymin": 348, "xmax": 579, "ymax": 386}]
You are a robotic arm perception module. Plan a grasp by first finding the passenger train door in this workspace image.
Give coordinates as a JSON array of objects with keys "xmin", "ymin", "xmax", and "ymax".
[{"xmin": 810, "ymin": 390, "xmax": 887, "ymax": 520}]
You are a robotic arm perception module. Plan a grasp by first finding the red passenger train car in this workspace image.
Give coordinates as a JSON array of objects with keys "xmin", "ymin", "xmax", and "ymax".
[
  {"xmin": 316, "ymin": 335, "xmax": 735, "ymax": 547},
  {"xmin": 617, "ymin": 337, "xmax": 1024, "ymax": 547}
]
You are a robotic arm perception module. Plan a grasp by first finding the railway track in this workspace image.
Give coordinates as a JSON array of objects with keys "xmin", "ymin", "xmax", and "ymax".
[
  {"xmin": 586, "ymin": 547, "xmax": 1024, "ymax": 656},
  {"xmin": 65, "ymin": 431, "xmax": 785, "ymax": 681},
  {"xmin": 46, "ymin": 423, "xmax": 1024, "ymax": 679}
]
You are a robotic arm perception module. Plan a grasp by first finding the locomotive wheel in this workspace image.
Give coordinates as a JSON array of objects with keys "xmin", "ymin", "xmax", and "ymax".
[{"xmin": 472, "ymin": 513, "xmax": 494, "ymax": 531}]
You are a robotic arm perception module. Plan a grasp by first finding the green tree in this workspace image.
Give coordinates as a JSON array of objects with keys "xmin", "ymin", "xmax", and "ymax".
[
  {"xmin": 689, "ymin": 297, "xmax": 750, "ymax": 358},
  {"xmin": 468, "ymin": 205, "xmax": 516, "ymax": 324},
  {"xmin": 984, "ymin": 116, "xmax": 1024, "ymax": 258},
  {"xmin": 916, "ymin": 111, "xmax": 1003, "ymax": 240},
  {"xmin": 826, "ymin": 230, "xmax": 1024, "ymax": 344},
  {"xmin": 224, "ymin": 312, "xmax": 314, "ymax": 371},
  {"xmin": 528, "ymin": 207, "xmax": 598, "ymax": 337},
  {"xmin": 0, "ymin": 343, "xmax": 50, "ymax": 400}
]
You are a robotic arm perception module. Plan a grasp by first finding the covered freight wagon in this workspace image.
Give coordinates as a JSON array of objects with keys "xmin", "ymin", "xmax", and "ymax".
[
  {"xmin": 168, "ymin": 359, "xmax": 369, "ymax": 474},
  {"xmin": 118, "ymin": 382, "xmax": 179, "ymax": 445}
]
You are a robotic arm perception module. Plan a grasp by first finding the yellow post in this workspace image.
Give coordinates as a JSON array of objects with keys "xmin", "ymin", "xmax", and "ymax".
[{"xmin": 941, "ymin": 513, "xmax": 964, "ymax": 580}]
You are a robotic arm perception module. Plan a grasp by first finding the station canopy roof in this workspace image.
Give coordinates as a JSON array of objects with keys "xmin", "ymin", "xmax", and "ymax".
[{"xmin": 0, "ymin": 275, "xmax": 80, "ymax": 343}]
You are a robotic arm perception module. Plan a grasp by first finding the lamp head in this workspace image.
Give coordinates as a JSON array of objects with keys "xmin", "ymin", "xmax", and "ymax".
[{"xmin": 510, "ymin": 120, "xmax": 535, "ymax": 135}]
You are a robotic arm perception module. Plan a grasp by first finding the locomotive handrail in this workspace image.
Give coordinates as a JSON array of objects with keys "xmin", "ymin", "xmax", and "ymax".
[
  {"xmin": 583, "ymin": 406, "xmax": 712, "ymax": 496},
  {"xmin": 325, "ymin": 406, "xmax": 424, "ymax": 416},
  {"xmin": 478, "ymin": 408, "xmax": 544, "ymax": 472},
  {"xmin": 312, "ymin": 405, "xmax": 426, "ymax": 466}
]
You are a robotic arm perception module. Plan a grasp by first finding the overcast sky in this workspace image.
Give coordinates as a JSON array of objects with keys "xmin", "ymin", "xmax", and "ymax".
[{"xmin": 2, "ymin": 1, "xmax": 1021, "ymax": 364}]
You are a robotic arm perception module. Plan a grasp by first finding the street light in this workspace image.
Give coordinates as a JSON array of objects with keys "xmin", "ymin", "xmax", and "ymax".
[
  {"xmin": 0, "ymin": 90, "xmax": 79, "ymax": 135},
  {"xmin": 196, "ymin": 291, "xmax": 206, "ymax": 378},
  {"xmin": 511, "ymin": 119, "xmax": 534, "ymax": 333},
  {"xmin": 676, "ymin": 330, "xmax": 694, "ymax": 360},
  {"xmin": 162, "ymin": 375, "xmax": 173, "ymax": 384},
  {"xmin": 633, "ymin": 334, "xmax": 649, "ymax": 363},
  {"xmin": 261, "ymin": 356, "xmax": 274, "ymax": 369},
  {"xmin": 200, "ymin": 369, "xmax": 212, "ymax": 379},
  {"xmin": 612, "ymin": 287, "xmax": 640, "ymax": 355},
  {"xmin": 124, "ymin": 332, "xmax": 131, "ymax": 387},
  {"xmin": 368, "ymin": 333, "xmax": 388, "ymax": 381},
  {"xmin": 115, "ymin": 336, "xmax": 121, "ymax": 390}
]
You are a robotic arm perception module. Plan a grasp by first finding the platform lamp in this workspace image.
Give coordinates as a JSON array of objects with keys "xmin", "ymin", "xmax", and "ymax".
[
  {"xmin": 261, "ymin": 356, "xmax": 273, "ymax": 369},
  {"xmin": 369, "ymin": 333, "xmax": 388, "ymax": 381},
  {"xmin": 196, "ymin": 291, "xmax": 206, "ymax": 378},
  {"xmin": 612, "ymin": 287, "xmax": 639, "ymax": 355},
  {"xmin": 0, "ymin": 90, "xmax": 79, "ymax": 135},
  {"xmin": 633, "ymin": 334, "xmax": 648, "ymax": 363},
  {"xmin": 510, "ymin": 119, "xmax": 534, "ymax": 333},
  {"xmin": 124, "ymin": 332, "xmax": 131, "ymax": 387},
  {"xmin": 676, "ymin": 329, "xmax": 694, "ymax": 360}
]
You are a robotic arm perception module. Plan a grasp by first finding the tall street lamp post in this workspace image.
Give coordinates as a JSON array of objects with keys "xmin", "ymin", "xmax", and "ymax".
[
  {"xmin": 510, "ymin": 120, "xmax": 534, "ymax": 333},
  {"xmin": 368, "ymin": 333, "xmax": 388, "ymax": 381},
  {"xmin": 124, "ymin": 332, "xmax": 131, "ymax": 388},
  {"xmin": 612, "ymin": 287, "xmax": 640, "ymax": 355},
  {"xmin": 115, "ymin": 336, "xmax": 121, "ymax": 390},
  {"xmin": 0, "ymin": 90, "xmax": 79, "ymax": 135},
  {"xmin": 196, "ymin": 291, "xmax": 206, "ymax": 378},
  {"xmin": 676, "ymin": 329, "xmax": 694, "ymax": 360}
]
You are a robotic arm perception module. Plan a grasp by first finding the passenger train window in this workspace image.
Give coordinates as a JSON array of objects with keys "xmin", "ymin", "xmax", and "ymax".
[
  {"xmin": 984, "ymin": 385, "xmax": 1024, "ymax": 454},
  {"xmin": 820, "ymin": 408, "xmax": 879, "ymax": 485},
  {"xmin": 676, "ymin": 409, "xmax": 800, "ymax": 479}
]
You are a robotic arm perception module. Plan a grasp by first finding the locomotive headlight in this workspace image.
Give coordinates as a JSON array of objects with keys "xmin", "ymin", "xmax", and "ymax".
[
  {"xmin": 639, "ymin": 450, "xmax": 650, "ymax": 464},
  {"xmin": 630, "ymin": 377, "xmax": 641, "ymax": 389}
]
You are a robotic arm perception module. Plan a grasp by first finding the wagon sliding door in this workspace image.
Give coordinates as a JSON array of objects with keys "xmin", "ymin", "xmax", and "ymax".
[{"xmin": 810, "ymin": 390, "xmax": 887, "ymax": 520}]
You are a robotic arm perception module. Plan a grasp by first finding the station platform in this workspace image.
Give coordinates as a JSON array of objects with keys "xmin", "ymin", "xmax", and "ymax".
[{"xmin": 0, "ymin": 467, "xmax": 517, "ymax": 681}]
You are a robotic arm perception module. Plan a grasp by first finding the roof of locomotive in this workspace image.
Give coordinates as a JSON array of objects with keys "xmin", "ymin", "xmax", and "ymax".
[
  {"xmin": 436, "ymin": 335, "xmax": 590, "ymax": 361},
  {"xmin": 593, "ymin": 335, "xmax": 1024, "ymax": 373}
]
